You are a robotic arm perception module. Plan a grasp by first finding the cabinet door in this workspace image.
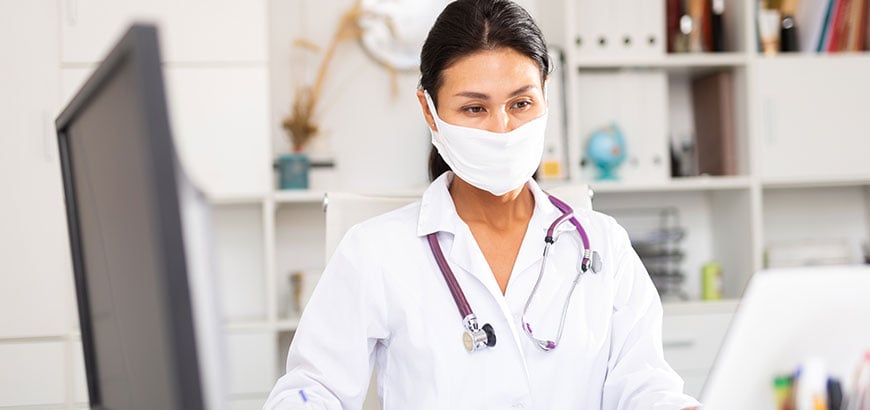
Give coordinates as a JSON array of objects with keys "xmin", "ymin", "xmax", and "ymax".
[
  {"xmin": 662, "ymin": 312, "xmax": 733, "ymax": 372},
  {"xmin": 226, "ymin": 330, "xmax": 278, "ymax": 396},
  {"xmin": 755, "ymin": 57, "xmax": 870, "ymax": 181},
  {"xmin": 61, "ymin": 64, "xmax": 271, "ymax": 198},
  {"xmin": 0, "ymin": 0, "xmax": 72, "ymax": 339},
  {"xmin": 61, "ymin": 0, "xmax": 267, "ymax": 64},
  {"xmin": 0, "ymin": 342, "xmax": 67, "ymax": 407}
]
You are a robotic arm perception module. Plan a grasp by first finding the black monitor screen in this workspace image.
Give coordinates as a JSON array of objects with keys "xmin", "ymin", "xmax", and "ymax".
[{"xmin": 56, "ymin": 24, "xmax": 204, "ymax": 410}]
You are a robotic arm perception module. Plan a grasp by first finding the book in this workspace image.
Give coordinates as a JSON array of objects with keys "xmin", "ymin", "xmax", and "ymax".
[
  {"xmin": 818, "ymin": 0, "xmax": 837, "ymax": 51},
  {"xmin": 691, "ymin": 71, "xmax": 736, "ymax": 176},
  {"xmin": 846, "ymin": 0, "xmax": 868, "ymax": 50},
  {"xmin": 796, "ymin": 0, "xmax": 834, "ymax": 52},
  {"xmin": 667, "ymin": 0, "xmax": 683, "ymax": 53},
  {"xmin": 826, "ymin": 0, "xmax": 849, "ymax": 51},
  {"xmin": 711, "ymin": 0, "xmax": 727, "ymax": 51}
]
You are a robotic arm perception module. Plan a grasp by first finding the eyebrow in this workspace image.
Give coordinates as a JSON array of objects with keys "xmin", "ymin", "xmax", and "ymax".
[{"xmin": 453, "ymin": 85, "xmax": 536, "ymax": 100}]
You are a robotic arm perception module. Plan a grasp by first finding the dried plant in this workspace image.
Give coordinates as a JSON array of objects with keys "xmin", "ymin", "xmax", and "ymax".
[{"xmin": 282, "ymin": 2, "xmax": 365, "ymax": 152}]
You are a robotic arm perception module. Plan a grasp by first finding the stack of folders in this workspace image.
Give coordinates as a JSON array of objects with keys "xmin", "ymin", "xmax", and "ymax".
[
  {"xmin": 666, "ymin": 0, "xmax": 729, "ymax": 53},
  {"xmin": 769, "ymin": 0, "xmax": 869, "ymax": 53},
  {"xmin": 572, "ymin": 1, "xmax": 665, "ymax": 58},
  {"xmin": 691, "ymin": 70, "xmax": 736, "ymax": 176}
]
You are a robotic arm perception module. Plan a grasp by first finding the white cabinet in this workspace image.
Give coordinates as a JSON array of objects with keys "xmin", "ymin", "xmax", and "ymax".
[
  {"xmin": 61, "ymin": 0, "xmax": 267, "ymax": 64},
  {"xmin": 214, "ymin": 204, "xmax": 269, "ymax": 322},
  {"xmin": 662, "ymin": 301, "xmax": 738, "ymax": 399},
  {"xmin": 754, "ymin": 56, "xmax": 870, "ymax": 181},
  {"xmin": 60, "ymin": 65, "xmax": 272, "ymax": 198},
  {"xmin": 0, "ymin": 342, "xmax": 67, "ymax": 407},
  {"xmin": 59, "ymin": 0, "xmax": 272, "ymax": 198},
  {"xmin": 163, "ymin": 67, "xmax": 271, "ymax": 197},
  {"xmin": 0, "ymin": 0, "xmax": 72, "ymax": 339},
  {"xmin": 226, "ymin": 330, "xmax": 278, "ymax": 397}
]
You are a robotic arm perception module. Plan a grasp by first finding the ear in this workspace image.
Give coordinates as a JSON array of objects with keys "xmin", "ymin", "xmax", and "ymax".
[{"xmin": 416, "ymin": 89, "xmax": 437, "ymax": 132}]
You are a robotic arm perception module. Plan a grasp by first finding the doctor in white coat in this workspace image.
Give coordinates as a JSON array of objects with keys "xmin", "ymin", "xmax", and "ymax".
[{"xmin": 265, "ymin": 0, "xmax": 701, "ymax": 408}]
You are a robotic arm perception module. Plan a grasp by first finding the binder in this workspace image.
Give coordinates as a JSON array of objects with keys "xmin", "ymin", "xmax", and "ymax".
[
  {"xmin": 574, "ymin": 70, "xmax": 669, "ymax": 183},
  {"xmin": 538, "ymin": 48, "xmax": 568, "ymax": 181},
  {"xmin": 573, "ymin": 0, "xmax": 616, "ymax": 58},
  {"xmin": 638, "ymin": 0, "xmax": 666, "ymax": 56},
  {"xmin": 691, "ymin": 71, "xmax": 736, "ymax": 176}
]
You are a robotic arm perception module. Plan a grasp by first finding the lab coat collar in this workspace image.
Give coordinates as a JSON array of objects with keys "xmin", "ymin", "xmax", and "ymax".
[{"xmin": 415, "ymin": 172, "xmax": 567, "ymax": 238}]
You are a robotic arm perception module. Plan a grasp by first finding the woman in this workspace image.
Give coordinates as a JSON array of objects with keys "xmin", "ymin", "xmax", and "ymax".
[{"xmin": 265, "ymin": 1, "xmax": 700, "ymax": 408}]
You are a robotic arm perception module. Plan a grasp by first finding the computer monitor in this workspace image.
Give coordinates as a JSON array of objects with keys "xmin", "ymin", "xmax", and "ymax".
[
  {"xmin": 700, "ymin": 265, "xmax": 870, "ymax": 409},
  {"xmin": 56, "ymin": 24, "xmax": 226, "ymax": 410}
]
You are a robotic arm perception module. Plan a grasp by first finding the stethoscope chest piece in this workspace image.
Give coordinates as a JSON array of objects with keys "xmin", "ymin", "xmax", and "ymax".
[
  {"xmin": 462, "ymin": 322, "xmax": 496, "ymax": 352},
  {"xmin": 583, "ymin": 250, "xmax": 603, "ymax": 274}
]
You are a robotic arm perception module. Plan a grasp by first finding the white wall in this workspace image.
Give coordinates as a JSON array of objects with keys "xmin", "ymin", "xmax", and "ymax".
[{"xmin": 269, "ymin": 0, "xmax": 432, "ymax": 193}]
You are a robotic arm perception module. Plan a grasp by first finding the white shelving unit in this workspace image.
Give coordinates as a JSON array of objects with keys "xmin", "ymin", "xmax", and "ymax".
[
  {"xmin": 208, "ymin": 0, "xmax": 870, "ymax": 402},
  {"xmin": 531, "ymin": 0, "xmax": 869, "ymax": 397},
  {"xmin": 3, "ymin": 0, "xmax": 869, "ymax": 408}
]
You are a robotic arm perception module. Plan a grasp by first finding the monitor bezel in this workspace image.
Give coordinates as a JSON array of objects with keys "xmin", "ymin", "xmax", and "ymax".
[{"xmin": 55, "ymin": 24, "xmax": 204, "ymax": 410}]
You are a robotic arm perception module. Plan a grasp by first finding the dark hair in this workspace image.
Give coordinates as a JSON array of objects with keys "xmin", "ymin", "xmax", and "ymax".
[{"xmin": 420, "ymin": 0, "xmax": 551, "ymax": 181}]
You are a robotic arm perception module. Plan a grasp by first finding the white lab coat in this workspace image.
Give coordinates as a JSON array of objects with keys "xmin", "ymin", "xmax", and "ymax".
[{"xmin": 264, "ymin": 173, "xmax": 700, "ymax": 410}]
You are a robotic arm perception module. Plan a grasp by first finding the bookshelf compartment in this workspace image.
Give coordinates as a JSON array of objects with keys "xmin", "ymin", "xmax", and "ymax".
[
  {"xmin": 213, "ymin": 204, "xmax": 268, "ymax": 323},
  {"xmin": 762, "ymin": 185, "xmax": 870, "ymax": 268},
  {"xmin": 274, "ymin": 202, "xmax": 326, "ymax": 322},
  {"xmin": 592, "ymin": 188, "xmax": 754, "ymax": 300}
]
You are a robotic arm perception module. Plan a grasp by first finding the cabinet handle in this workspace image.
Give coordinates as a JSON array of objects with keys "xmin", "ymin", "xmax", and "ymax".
[
  {"xmin": 663, "ymin": 339, "xmax": 696, "ymax": 349},
  {"xmin": 42, "ymin": 110, "xmax": 54, "ymax": 162},
  {"xmin": 66, "ymin": 0, "xmax": 78, "ymax": 26},
  {"xmin": 763, "ymin": 97, "xmax": 776, "ymax": 145}
]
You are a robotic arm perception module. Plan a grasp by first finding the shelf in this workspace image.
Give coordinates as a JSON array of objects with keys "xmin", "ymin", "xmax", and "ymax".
[
  {"xmin": 662, "ymin": 299, "xmax": 740, "ymax": 315},
  {"xmin": 208, "ymin": 192, "xmax": 267, "ymax": 205},
  {"xmin": 272, "ymin": 190, "xmax": 326, "ymax": 205},
  {"xmin": 275, "ymin": 318, "xmax": 300, "ymax": 332},
  {"xmin": 762, "ymin": 175, "xmax": 870, "ymax": 190},
  {"xmin": 574, "ymin": 52, "xmax": 749, "ymax": 72},
  {"xmin": 272, "ymin": 188, "xmax": 427, "ymax": 206},
  {"xmin": 224, "ymin": 321, "xmax": 274, "ymax": 332},
  {"xmin": 583, "ymin": 175, "xmax": 752, "ymax": 194},
  {"xmin": 750, "ymin": 52, "xmax": 870, "ymax": 62}
]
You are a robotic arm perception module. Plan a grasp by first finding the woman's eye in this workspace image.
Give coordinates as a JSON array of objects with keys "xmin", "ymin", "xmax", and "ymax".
[
  {"xmin": 463, "ymin": 106, "xmax": 485, "ymax": 114},
  {"xmin": 512, "ymin": 100, "xmax": 532, "ymax": 110}
]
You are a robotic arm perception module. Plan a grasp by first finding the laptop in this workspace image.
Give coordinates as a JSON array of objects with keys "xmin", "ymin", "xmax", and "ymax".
[{"xmin": 700, "ymin": 265, "xmax": 870, "ymax": 409}]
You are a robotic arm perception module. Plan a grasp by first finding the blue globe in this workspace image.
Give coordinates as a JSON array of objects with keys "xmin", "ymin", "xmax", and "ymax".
[{"xmin": 586, "ymin": 125, "xmax": 626, "ymax": 180}]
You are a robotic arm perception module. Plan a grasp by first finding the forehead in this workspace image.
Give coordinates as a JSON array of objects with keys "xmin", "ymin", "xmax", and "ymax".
[{"xmin": 439, "ymin": 48, "xmax": 542, "ymax": 94}]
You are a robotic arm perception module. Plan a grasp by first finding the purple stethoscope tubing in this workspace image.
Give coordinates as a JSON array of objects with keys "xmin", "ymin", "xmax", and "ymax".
[
  {"xmin": 426, "ymin": 194, "xmax": 594, "ymax": 352},
  {"xmin": 427, "ymin": 233, "xmax": 473, "ymax": 319}
]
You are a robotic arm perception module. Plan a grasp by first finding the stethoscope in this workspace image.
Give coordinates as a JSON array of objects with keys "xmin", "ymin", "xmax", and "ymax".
[{"xmin": 427, "ymin": 194, "xmax": 602, "ymax": 353}]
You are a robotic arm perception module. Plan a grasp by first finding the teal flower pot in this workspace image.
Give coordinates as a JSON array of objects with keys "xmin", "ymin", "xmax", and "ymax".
[{"xmin": 277, "ymin": 153, "xmax": 309, "ymax": 190}]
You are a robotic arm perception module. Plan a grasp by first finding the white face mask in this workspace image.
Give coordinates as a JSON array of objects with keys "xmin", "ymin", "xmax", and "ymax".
[{"xmin": 424, "ymin": 90, "xmax": 548, "ymax": 196}]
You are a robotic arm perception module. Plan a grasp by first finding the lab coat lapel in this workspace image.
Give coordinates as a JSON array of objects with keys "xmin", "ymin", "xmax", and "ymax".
[
  {"xmin": 446, "ymin": 222, "xmax": 504, "ymax": 297},
  {"xmin": 510, "ymin": 180, "xmax": 575, "ymax": 279},
  {"xmin": 416, "ymin": 172, "xmax": 515, "ymax": 297}
]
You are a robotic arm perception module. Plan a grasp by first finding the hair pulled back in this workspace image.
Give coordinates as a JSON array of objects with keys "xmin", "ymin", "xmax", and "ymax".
[{"xmin": 419, "ymin": 0, "xmax": 550, "ymax": 181}]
